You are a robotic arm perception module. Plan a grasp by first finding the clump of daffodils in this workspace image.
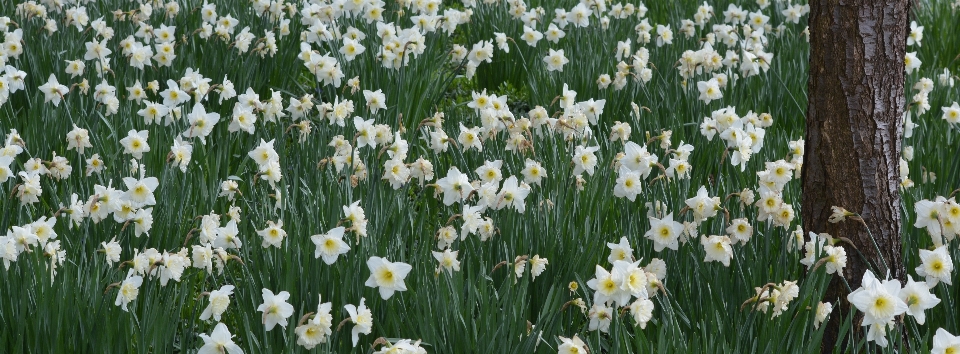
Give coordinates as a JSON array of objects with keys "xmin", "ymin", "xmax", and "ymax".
[
  {"xmin": 799, "ymin": 232, "xmax": 847, "ymax": 276},
  {"xmin": 741, "ymin": 280, "xmax": 800, "ymax": 319},
  {"xmin": 585, "ymin": 252, "xmax": 664, "ymax": 332},
  {"xmin": 5, "ymin": 0, "xmax": 960, "ymax": 351},
  {"xmin": 913, "ymin": 197, "xmax": 960, "ymax": 246},
  {"xmin": 847, "ymin": 270, "xmax": 906, "ymax": 347},
  {"xmin": 295, "ymin": 295, "xmax": 334, "ymax": 349}
]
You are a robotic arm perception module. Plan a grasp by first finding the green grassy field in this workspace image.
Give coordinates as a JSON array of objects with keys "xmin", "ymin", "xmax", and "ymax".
[{"xmin": 0, "ymin": 0, "xmax": 959, "ymax": 353}]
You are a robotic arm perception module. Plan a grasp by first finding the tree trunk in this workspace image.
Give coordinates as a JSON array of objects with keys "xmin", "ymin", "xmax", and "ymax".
[{"xmin": 803, "ymin": 0, "xmax": 910, "ymax": 351}]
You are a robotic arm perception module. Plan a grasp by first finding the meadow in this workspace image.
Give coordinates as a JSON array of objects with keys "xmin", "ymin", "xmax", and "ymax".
[{"xmin": 1, "ymin": 0, "xmax": 959, "ymax": 353}]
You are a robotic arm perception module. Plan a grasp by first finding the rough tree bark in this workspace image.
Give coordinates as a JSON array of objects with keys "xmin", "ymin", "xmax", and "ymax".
[{"xmin": 803, "ymin": 0, "xmax": 911, "ymax": 351}]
